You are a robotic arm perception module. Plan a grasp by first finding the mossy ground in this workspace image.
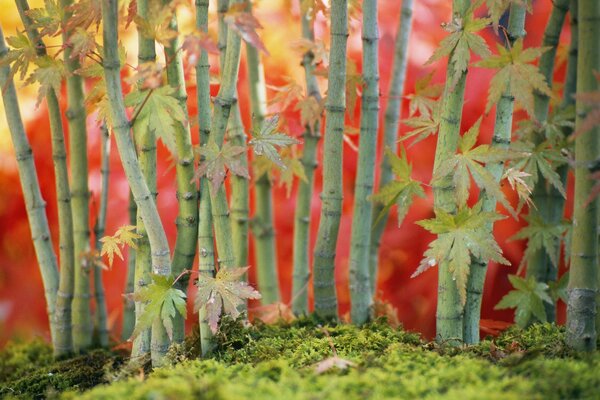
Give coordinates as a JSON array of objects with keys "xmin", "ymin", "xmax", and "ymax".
[{"xmin": 1, "ymin": 319, "xmax": 599, "ymax": 399}]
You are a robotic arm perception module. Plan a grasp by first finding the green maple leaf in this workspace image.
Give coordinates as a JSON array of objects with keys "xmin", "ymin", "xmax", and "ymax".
[
  {"xmin": 401, "ymin": 101, "xmax": 441, "ymax": 144},
  {"xmin": 509, "ymin": 139, "xmax": 567, "ymax": 198},
  {"xmin": 405, "ymin": 71, "xmax": 444, "ymax": 118},
  {"xmin": 278, "ymin": 148, "xmax": 308, "ymax": 197},
  {"xmin": 426, "ymin": 7, "xmax": 491, "ymax": 89},
  {"xmin": 434, "ymin": 118, "xmax": 519, "ymax": 216},
  {"xmin": 510, "ymin": 215, "xmax": 569, "ymax": 273},
  {"xmin": 485, "ymin": 0, "xmax": 531, "ymax": 31},
  {"xmin": 370, "ymin": 147, "xmax": 425, "ymax": 227},
  {"xmin": 0, "ymin": 31, "xmax": 37, "ymax": 80},
  {"xmin": 26, "ymin": 56, "xmax": 66, "ymax": 108},
  {"xmin": 195, "ymin": 140, "xmax": 250, "ymax": 192},
  {"xmin": 194, "ymin": 266, "xmax": 261, "ymax": 334},
  {"xmin": 495, "ymin": 274, "xmax": 552, "ymax": 328},
  {"xmin": 475, "ymin": 38, "xmax": 552, "ymax": 118},
  {"xmin": 131, "ymin": 275, "xmax": 187, "ymax": 341},
  {"xmin": 26, "ymin": 0, "xmax": 62, "ymax": 38},
  {"xmin": 548, "ymin": 272, "xmax": 568, "ymax": 303},
  {"xmin": 413, "ymin": 202, "xmax": 510, "ymax": 304},
  {"xmin": 67, "ymin": 27, "xmax": 96, "ymax": 61},
  {"xmin": 249, "ymin": 115, "xmax": 300, "ymax": 168},
  {"xmin": 125, "ymin": 86, "xmax": 187, "ymax": 155},
  {"xmin": 515, "ymin": 104, "xmax": 575, "ymax": 144}
]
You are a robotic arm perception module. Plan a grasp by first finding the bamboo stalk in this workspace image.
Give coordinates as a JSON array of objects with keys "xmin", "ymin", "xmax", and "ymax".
[
  {"xmin": 163, "ymin": 1, "xmax": 199, "ymax": 344},
  {"xmin": 13, "ymin": 0, "xmax": 75, "ymax": 356},
  {"xmin": 312, "ymin": 0, "xmax": 348, "ymax": 319},
  {"xmin": 101, "ymin": 0, "xmax": 172, "ymax": 366},
  {"xmin": 92, "ymin": 122, "xmax": 110, "ymax": 347},
  {"xmin": 433, "ymin": 0, "xmax": 470, "ymax": 345},
  {"xmin": 60, "ymin": 0, "xmax": 94, "ymax": 352},
  {"xmin": 463, "ymin": 4, "xmax": 526, "ymax": 345},
  {"xmin": 246, "ymin": 7, "xmax": 280, "ymax": 304},
  {"xmin": 122, "ymin": 192, "xmax": 137, "ymax": 341},
  {"xmin": 291, "ymin": 1, "xmax": 322, "ymax": 316},
  {"xmin": 566, "ymin": 0, "xmax": 599, "ymax": 352},
  {"xmin": 368, "ymin": 0, "xmax": 413, "ymax": 299},
  {"xmin": 195, "ymin": 0, "xmax": 216, "ymax": 357},
  {"xmin": 525, "ymin": 0, "xmax": 570, "ymax": 323},
  {"xmin": 349, "ymin": 0, "xmax": 380, "ymax": 324},
  {"xmin": 0, "ymin": 23, "xmax": 60, "ymax": 351},
  {"xmin": 130, "ymin": 0, "xmax": 158, "ymax": 361}
]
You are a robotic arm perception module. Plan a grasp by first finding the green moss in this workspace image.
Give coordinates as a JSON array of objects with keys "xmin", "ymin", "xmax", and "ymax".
[{"xmin": 2, "ymin": 320, "xmax": 600, "ymax": 399}]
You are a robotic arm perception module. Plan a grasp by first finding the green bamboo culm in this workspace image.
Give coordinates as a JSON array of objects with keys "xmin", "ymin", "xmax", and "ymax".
[
  {"xmin": 312, "ymin": 0, "xmax": 348, "ymax": 320},
  {"xmin": 525, "ymin": 0, "xmax": 570, "ymax": 324},
  {"xmin": 101, "ymin": 0, "xmax": 172, "ymax": 366},
  {"xmin": 291, "ymin": 1, "xmax": 322, "ymax": 316},
  {"xmin": 349, "ymin": 0, "xmax": 380, "ymax": 324},
  {"xmin": 208, "ymin": 0, "xmax": 243, "ymax": 273},
  {"xmin": 131, "ymin": 0, "xmax": 158, "ymax": 360},
  {"xmin": 163, "ymin": 0, "xmax": 199, "ymax": 344},
  {"xmin": 246, "ymin": 4, "xmax": 280, "ymax": 304},
  {"xmin": 433, "ymin": 0, "xmax": 470, "ymax": 346},
  {"xmin": 195, "ymin": 0, "xmax": 216, "ymax": 357},
  {"xmin": 463, "ymin": 3, "xmax": 526, "ymax": 345},
  {"xmin": 92, "ymin": 122, "xmax": 110, "ymax": 347},
  {"xmin": 566, "ymin": 0, "xmax": 600, "ymax": 352},
  {"xmin": 122, "ymin": 192, "xmax": 137, "ymax": 341},
  {"xmin": 13, "ymin": 0, "xmax": 75, "ymax": 357},
  {"xmin": 0, "ymin": 23, "xmax": 61, "ymax": 353},
  {"xmin": 60, "ymin": 0, "xmax": 94, "ymax": 352},
  {"xmin": 368, "ymin": 0, "xmax": 413, "ymax": 298}
]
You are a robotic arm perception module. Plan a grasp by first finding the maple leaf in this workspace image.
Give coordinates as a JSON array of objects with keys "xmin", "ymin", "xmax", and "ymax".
[
  {"xmin": 126, "ymin": 0, "xmax": 138, "ymax": 29},
  {"xmin": 548, "ymin": 272, "xmax": 568, "ymax": 303},
  {"xmin": 413, "ymin": 202, "xmax": 510, "ymax": 304},
  {"xmin": 502, "ymin": 167, "xmax": 533, "ymax": 212},
  {"xmin": 114, "ymin": 225, "xmax": 143, "ymax": 249},
  {"xmin": 131, "ymin": 275, "xmax": 187, "ymax": 341},
  {"xmin": 134, "ymin": 2, "xmax": 178, "ymax": 46},
  {"xmin": 495, "ymin": 275, "xmax": 552, "ymax": 328},
  {"xmin": 182, "ymin": 30, "xmax": 219, "ymax": 66},
  {"xmin": 475, "ymin": 39, "xmax": 551, "ymax": 118},
  {"xmin": 254, "ymin": 302, "xmax": 295, "ymax": 324},
  {"xmin": 289, "ymin": 38, "xmax": 328, "ymax": 66},
  {"xmin": 510, "ymin": 215, "xmax": 569, "ymax": 274},
  {"xmin": 249, "ymin": 115, "xmax": 301, "ymax": 168},
  {"xmin": 125, "ymin": 62, "xmax": 165, "ymax": 90},
  {"xmin": 516, "ymin": 105, "xmax": 575, "ymax": 144},
  {"xmin": 485, "ymin": 0, "xmax": 531, "ymax": 32},
  {"xmin": 277, "ymin": 147, "xmax": 308, "ymax": 197},
  {"xmin": 0, "ymin": 31, "xmax": 37, "ymax": 80},
  {"xmin": 194, "ymin": 266, "xmax": 261, "ymax": 334},
  {"xmin": 405, "ymin": 71, "xmax": 444, "ymax": 118},
  {"xmin": 372, "ymin": 299, "xmax": 401, "ymax": 328},
  {"xmin": 300, "ymin": 0, "xmax": 328, "ymax": 21},
  {"xmin": 434, "ymin": 118, "xmax": 519, "ymax": 215},
  {"xmin": 267, "ymin": 77, "xmax": 304, "ymax": 111},
  {"xmin": 370, "ymin": 147, "xmax": 425, "ymax": 227},
  {"xmin": 26, "ymin": 0, "xmax": 62, "ymax": 38},
  {"xmin": 125, "ymin": 86, "xmax": 187, "ymax": 155},
  {"xmin": 99, "ymin": 235, "xmax": 123, "ymax": 267},
  {"xmin": 313, "ymin": 356, "xmax": 356, "ymax": 374},
  {"xmin": 67, "ymin": 27, "xmax": 96, "ymax": 61},
  {"xmin": 509, "ymin": 139, "xmax": 567, "ymax": 198},
  {"xmin": 224, "ymin": 3, "xmax": 269, "ymax": 55},
  {"xmin": 194, "ymin": 140, "xmax": 250, "ymax": 192},
  {"xmin": 401, "ymin": 101, "xmax": 441, "ymax": 144},
  {"xmin": 294, "ymin": 95, "xmax": 323, "ymax": 134},
  {"xmin": 426, "ymin": 8, "xmax": 491, "ymax": 89},
  {"xmin": 65, "ymin": 0, "xmax": 102, "ymax": 32},
  {"xmin": 26, "ymin": 56, "xmax": 66, "ymax": 108}
]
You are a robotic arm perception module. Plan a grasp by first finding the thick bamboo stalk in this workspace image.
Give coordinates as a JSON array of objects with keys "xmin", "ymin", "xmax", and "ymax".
[
  {"xmin": 566, "ymin": 0, "xmax": 599, "ymax": 352},
  {"xmin": 433, "ymin": 0, "xmax": 470, "ymax": 345},
  {"xmin": 246, "ymin": 18, "xmax": 280, "ymax": 304},
  {"xmin": 0, "ymin": 24, "xmax": 60, "ymax": 350},
  {"xmin": 525, "ymin": 0, "xmax": 570, "ymax": 323},
  {"xmin": 463, "ymin": 4, "xmax": 526, "ymax": 345},
  {"xmin": 60, "ymin": 0, "xmax": 94, "ymax": 352},
  {"xmin": 368, "ymin": 0, "xmax": 413, "ymax": 299},
  {"xmin": 92, "ymin": 122, "xmax": 110, "ymax": 347},
  {"xmin": 130, "ymin": 0, "xmax": 158, "ymax": 360},
  {"xmin": 312, "ymin": 0, "xmax": 348, "ymax": 319},
  {"xmin": 101, "ymin": 0, "xmax": 172, "ymax": 366},
  {"xmin": 349, "ymin": 0, "xmax": 380, "ymax": 324},
  {"xmin": 122, "ymin": 192, "xmax": 137, "ymax": 341},
  {"xmin": 291, "ymin": 1, "xmax": 322, "ymax": 316},
  {"xmin": 195, "ymin": 0, "xmax": 216, "ymax": 357},
  {"xmin": 13, "ymin": 0, "xmax": 75, "ymax": 356},
  {"xmin": 163, "ymin": 2, "xmax": 199, "ymax": 344}
]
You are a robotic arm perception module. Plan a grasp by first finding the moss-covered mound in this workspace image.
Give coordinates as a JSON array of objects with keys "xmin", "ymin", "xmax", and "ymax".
[{"xmin": 2, "ymin": 319, "xmax": 599, "ymax": 399}]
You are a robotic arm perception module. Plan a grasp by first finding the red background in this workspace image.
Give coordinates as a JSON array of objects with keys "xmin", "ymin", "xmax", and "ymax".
[{"xmin": 0, "ymin": 0, "xmax": 571, "ymax": 346}]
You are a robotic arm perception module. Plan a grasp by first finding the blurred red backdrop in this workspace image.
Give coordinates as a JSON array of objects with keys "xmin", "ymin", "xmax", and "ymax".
[{"xmin": 0, "ymin": 0, "xmax": 571, "ymax": 346}]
